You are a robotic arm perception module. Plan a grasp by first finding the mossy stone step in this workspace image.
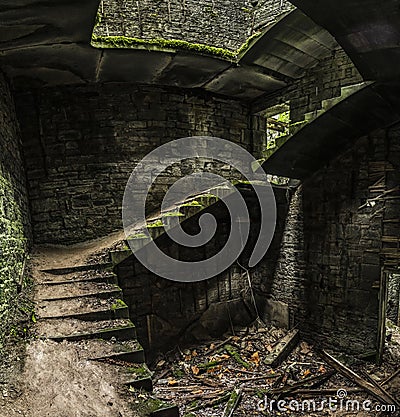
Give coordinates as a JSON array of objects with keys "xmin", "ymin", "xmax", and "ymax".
[
  {"xmin": 122, "ymin": 362, "xmax": 153, "ymax": 392},
  {"xmin": 36, "ymin": 318, "xmax": 136, "ymax": 342},
  {"xmin": 110, "ymin": 249, "xmax": 132, "ymax": 265},
  {"xmin": 36, "ymin": 296, "xmax": 129, "ymax": 321},
  {"xmin": 36, "ymin": 281, "xmax": 122, "ymax": 301},
  {"xmin": 150, "ymin": 405, "xmax": 180, "ymax": 417}
]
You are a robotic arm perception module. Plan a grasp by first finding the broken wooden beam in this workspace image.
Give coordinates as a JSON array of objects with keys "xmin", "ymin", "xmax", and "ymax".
[
  {"xmin": 319, "ymin": 350, "xmax": 399, "ymax": 407},
  {"xmin": 223, "ymin": 389, "xmax": 242, "ymax": 417},
  {"xmin": 381, "ymin": 368, "xmax": 400, "ymax": 386},
  {"xmin": 272, "ymin": 370, "xmax": 335, "ymax": 396},
  {"xmin": 264, "ymin": 329, "xmax": 300, "ymax": 368},
  {"xmin": 189, "ymin": 391, "xmax": 231, "ymax": 411}
]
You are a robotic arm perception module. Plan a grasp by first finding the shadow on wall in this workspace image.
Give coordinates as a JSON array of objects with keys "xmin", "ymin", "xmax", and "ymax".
[
  {"xmin": 263, "ymin": 126, "xmax": 400, "ymax": 359},
  {"xmin": 15, "ymin": 84, "xmax": 266, "ymax": 245},
  {"xmin": 115, "ymin": 185, "xmax": 289, "ymax": 357}
]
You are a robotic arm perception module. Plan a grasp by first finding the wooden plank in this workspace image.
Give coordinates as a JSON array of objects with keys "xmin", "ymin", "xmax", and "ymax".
[
  {"xmin": 223, "ymin": 389, "xmax": 242, "ymax": 417},
  {"xmin": 319, "ymin": 350, "xmax": 399, "ymax": 407},
  {"xmin": 264, "ymin": 329, "xmax": 300, "ymax": 368},
  {"xmin": 272, "ymin": 370, "xmax": 336, "ymax": 396},
  {"xmin": 381, "ymin": 369, "xmax": 400, "ymax": 386}
]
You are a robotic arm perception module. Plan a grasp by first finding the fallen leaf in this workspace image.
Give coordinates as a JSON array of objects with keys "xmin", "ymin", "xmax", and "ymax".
[
  {"xmin": 300, "ymin": 342, "xmax": 312, "ymax": 355},
  {"xmin": 250, "ymin": 351, "xmax": 260, "ymax": 366},
  {"xmin": 303, "ymin": 369, "xmax": 311, "ymax": 378},
  {"xmin": 219, "ymin": 354, "xmax": 230, "ymax": 360},
  {"xmin": 191, "ymin": 365, "xmax": 200, "ymax": 375},
  {"xmin": 168, "ymin": 378, "xmax": 178, "ymax": 386},
  {"xmin": 318, "ymin": 365, "xmax": 326, "ymax": 373},
  {"xmin": 207, "ymin": 365, "xmax": 222, "ymax": 374}
]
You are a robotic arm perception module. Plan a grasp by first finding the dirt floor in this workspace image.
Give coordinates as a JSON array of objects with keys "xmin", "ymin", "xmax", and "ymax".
[
  {"xmin": 30, "ymin": 230, "xmax": 126, "ymax": 273},
  {"xmin": 0, "ymin": 234, "xmax": 140, "ymax": 417}
]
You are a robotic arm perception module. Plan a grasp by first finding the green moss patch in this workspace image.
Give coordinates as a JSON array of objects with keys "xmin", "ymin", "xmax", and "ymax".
[
  {"xmin": 0, "ymin": 173, "xmax": 29, "ymax": 350},
  {"xmin": 91, "ymin": 30, "xmax": 263, "ymax": 61},
  {"xmin": 111, "ymin": 299, "xmax": 127, "ymax": 310},
  {"xmin": 92, "ymin": 35, "xmax": 238, "ymax": 60}
]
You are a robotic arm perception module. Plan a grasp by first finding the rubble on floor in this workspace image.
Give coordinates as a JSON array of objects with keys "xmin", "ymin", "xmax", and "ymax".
[{"xmin": 130, "ymin": 320, "xmax": 400, "ymax": 416}]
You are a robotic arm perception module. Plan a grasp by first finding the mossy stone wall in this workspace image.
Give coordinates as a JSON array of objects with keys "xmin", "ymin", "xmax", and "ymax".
[
  {"xmin": 0, "ymin": 72, "xmax": 30, "ymax": 348},
  {"xmin": 93, "ymin": 0, "xmax": 294, "ymax": 52}
]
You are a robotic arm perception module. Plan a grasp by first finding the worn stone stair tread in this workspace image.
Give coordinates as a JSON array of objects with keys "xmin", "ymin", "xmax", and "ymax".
[
  {"xmin": 36, "ymin": 296, "xmax": 128, "ymax": 321},
  {"xmin": 36, "ymin": 281, "xmax": 122, "ymax": 301},
  {"xmin": 76, "ymin": 339, "xmax": 145, "ymax": 363},
  {"xmin": 41, "ymin": 263, "xmax": 112, "ymax": 275},
  {"xmin": 36, "ymin": 318, "xmax": 136, "ymax": 341},
  {"xmin": 150, "ymin": 405, "xmax": 180, "ymax": 417},
  {"xmin": 121, "ymin": 363, "xmax": 153, "ymax": 391},
  {"xmin": 40, "ymin": 270, "xmax": 117, "ymax": 285}
]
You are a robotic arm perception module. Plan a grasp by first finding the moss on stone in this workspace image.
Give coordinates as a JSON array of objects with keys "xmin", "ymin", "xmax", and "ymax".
[
  {"xmin": 126, "ymin": 364, "xmax": 150, "ymax": 377},
  {"xmin": 236, "ymin": 31, "xmax": 264, "ymax": 58},
  {"xmin": 91, "ymin": 30, "xmax": 263, "ymax": 61},
  {"xmin": 147, "ymin": 219, "xmax": 164, "ymax": 228},
  {"xmin": 180, "ymin": 200, "xmax": 203, "ymax": 208},
  {"xmin": 161, "ymin": 211, "xmax": 184, "ymax": 217},
  {"xmin": 91, "ymin": 35, "xmax": 237, "ymax": 60},
  {"xmin": 131, "ymin": 396, "xmax": 169, "ymax": 416},
  {"xmin": 127, "ymin": 233, "xmax": 148, "ymax": 239},
  {"xmin": 0, "ymin": 174, "xmax": 28, "ymax": 350},
  {"xmin": 111, "ymin": 299, "xmax": 127, "ymax": 310}
]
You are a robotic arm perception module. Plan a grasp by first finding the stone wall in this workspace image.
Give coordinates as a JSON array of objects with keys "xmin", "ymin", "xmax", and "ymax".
[
  {"xmin": 261, "ymin": 126, "xmax": 400, "ymax": 356},
  {"xmin": 260, "ymin": 47, "xmax": 363, "ymax": 122},
  {"xmin": 388, "ymin": 274, "xmax": 400, "ymax": 325},
  {"xmin": 116, "ymin": 185, "xmax": 289, "ymax": 354},
  {"xmin": 94, "ymin": 0, "xmax": 294, "ymax": 52},
  {"xmin": 0, "ymin": 73, "xmax": 30, "ymax": 347},
  {"xmin": 16, "ymin": 84, "xmax": 266, "ymax": 244}
]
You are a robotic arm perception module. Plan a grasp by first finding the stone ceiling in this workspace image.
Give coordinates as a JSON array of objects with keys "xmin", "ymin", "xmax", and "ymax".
[{"xmin": 0, "ymin": 1, "xmax": 338, "ymax": 104}]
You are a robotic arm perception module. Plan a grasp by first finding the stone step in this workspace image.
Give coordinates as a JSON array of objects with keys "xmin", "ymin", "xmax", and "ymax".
[
  {"xmin": 36, "ymin": 318, "xmax": 136, "ymax": 341},
  {"xmin": 36, "ymin": 296, "xmax": 129, "ymax": 321},
  {"xmin": 40, "ymin": 269, "xmax": 117, "ymax": 286},
  {"xmin": 121, "ymin": 362, "xmax": 153, "ymax": 392},
  {"xmin": 150, "ymin": 405, "xmax": 180, "ymax": 417},
  {"xmin": 77, "ymin": 339, "xmax": 145, "ymax": 364},
  {"xmin": 41, "ymin": 263, "xmax": 112, "ymax": 275},
  {"xmin": 36, "ymin": 281, "xmax": 122, "ymax": 301}
]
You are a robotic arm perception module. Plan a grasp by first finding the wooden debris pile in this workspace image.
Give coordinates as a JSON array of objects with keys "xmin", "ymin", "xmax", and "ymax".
[{"xmin": 129, "ymin": 322, "xmax": 400, "ymax": 416}]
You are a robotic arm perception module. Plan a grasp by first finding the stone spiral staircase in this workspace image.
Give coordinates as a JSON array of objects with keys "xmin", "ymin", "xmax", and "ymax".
[
  {"xmin": 261, "ymin": 0, "xmax": 400, "ymax": 180},
  {"xmin": 31, "ymin": 186, "xmax": 241, "ymax": 417}
]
